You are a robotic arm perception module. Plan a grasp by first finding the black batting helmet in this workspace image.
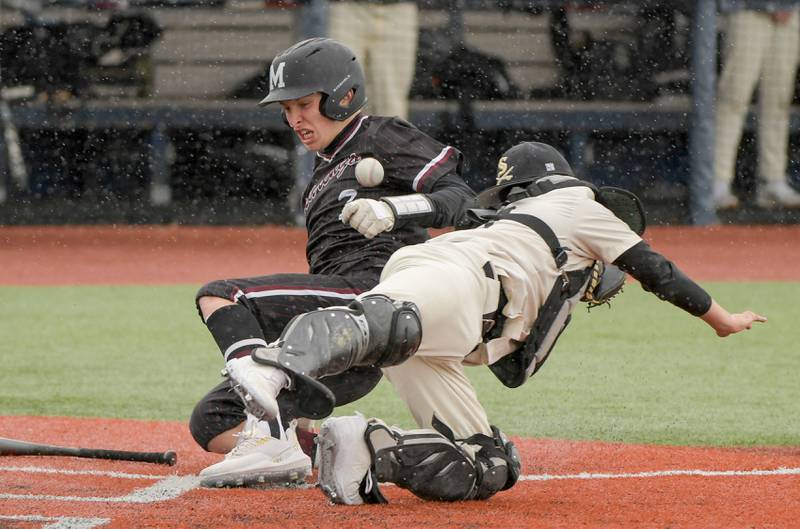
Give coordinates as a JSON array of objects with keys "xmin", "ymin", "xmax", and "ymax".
[
  {"xmin": 477, "ymin": 141, "xmax": 575, "ymax": 208},
  {"xmin": 259, "ymin": 38, "xmax": 367, "ymax": 121}
]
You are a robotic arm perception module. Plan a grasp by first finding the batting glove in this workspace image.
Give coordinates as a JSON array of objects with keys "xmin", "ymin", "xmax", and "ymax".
[{"xmin": 341, "ymin": 198, "xmax": 395, "ymax": 239}]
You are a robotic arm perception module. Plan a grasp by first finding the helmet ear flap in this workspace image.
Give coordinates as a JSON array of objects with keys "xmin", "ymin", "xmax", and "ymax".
[
  {"xmin": 318, "ymin": 93, "xmax": 331, "ymax": 119},
  {"xmin": 322, "ymin": 90, "xmax": 347, "ymax": 120},
  {"xmin": 322, "ymin": 86, "xmax": 366, "ymax": 121}
]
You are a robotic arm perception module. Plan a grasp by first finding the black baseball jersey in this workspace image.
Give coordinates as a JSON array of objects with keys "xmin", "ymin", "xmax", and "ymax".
[{"xmin": 302, "ymin": 114, "xmax": 474, "ymax": 276}]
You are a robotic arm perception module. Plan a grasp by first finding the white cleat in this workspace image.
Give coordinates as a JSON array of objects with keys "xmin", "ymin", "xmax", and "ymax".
[
  {"xmin": 316, "ymin": 414, "xmax": 373, "ymax": 505},
  {"xmin": 224, "ymin": 354, "xmax": 287, "ymax": 420},
  {"xmin": 756, "ymin": 180, "xmax": 800, "ymax": 208},
  {"xmin": 199, "ymin": 420, "xmax": 311, "ymax": 488},
  {"xmin": 713, "ymin": 181, "xmax": 739, "ymax": 210}
]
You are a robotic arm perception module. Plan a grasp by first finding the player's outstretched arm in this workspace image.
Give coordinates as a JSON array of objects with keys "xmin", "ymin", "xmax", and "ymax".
[
  {"xmin": 699, "ymin": 300, "xmax": 767, "ymax": 337},
  {"xmin": 613, "ymin": 241, "xmax": 767, "ymax": 337}
]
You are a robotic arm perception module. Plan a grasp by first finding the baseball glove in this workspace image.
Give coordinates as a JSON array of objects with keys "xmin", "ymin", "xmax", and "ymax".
[{"xmin": 581, "ymin": 261, "xmax": 626, "ymax": 308}]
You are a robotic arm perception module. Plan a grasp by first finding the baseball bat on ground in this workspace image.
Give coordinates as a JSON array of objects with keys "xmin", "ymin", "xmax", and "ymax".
[{"xmin": 0, "ymin": 437, "xmax": 177, "ymax": 466}]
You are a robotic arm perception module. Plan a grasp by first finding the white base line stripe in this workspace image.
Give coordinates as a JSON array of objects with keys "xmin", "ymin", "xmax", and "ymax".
[
  {"xmin": 0, "ymin": 475, "xmax": 201, "ymax": 503},
  {"xmin": 0, "ymin": 515, "xmax": 109, "ymax": 528},
  {"xmin": 0, "ymin": 465, "xmax": 167, "ymax": 479},
  {"xmin": 518, "ymin": 467, "xmax": 800, "ymax": 481},
  {"xmin": 1, "ymin": 466, "xmax": 797, "ymax": 504}
]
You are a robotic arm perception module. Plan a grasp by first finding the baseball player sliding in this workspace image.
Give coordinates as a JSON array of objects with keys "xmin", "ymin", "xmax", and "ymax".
[
  {"xmin": 190, "ymin": 38, "xmax": 475, "ymax": 488},
  {"xmin": 225, "ymin": 141, "xmax": 766, "ymax": 504}
]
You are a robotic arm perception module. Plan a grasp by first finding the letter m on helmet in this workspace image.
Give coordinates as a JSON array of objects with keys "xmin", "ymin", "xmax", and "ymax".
[{"xmin": 270, "ymin": 61, "xmax": 286, "ymax": 90}]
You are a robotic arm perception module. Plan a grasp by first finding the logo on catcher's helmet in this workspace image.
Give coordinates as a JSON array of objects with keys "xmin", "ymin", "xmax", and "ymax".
[
  {"xmin": 270, "ymin": 61, "xmax": 286, "ymax": 90},
  {"xmin": 496, "ymin": 156, "xmax": 514, "ymax": 185}
]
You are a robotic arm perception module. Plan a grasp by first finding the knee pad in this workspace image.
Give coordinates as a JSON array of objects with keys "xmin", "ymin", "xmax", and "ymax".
[
  {"xmin": 365, "ymin": 419, "xmax": 478, "ymax": 502},
  {"xmin": 470, "ymin": 425, "xmax": 521, "ymax": 499},
  {"xmin": 252, "ymin": 295, "xmax": 420, "ymax": 419},
  {"xmin": 350, "ymin": 294, "xmax": 422, "ymax": 368},
  {"xmin": 256, "ymin": 294, "xmax": 421, "ymax": 380},
  {"xmin": 364, "ymin": 417, "xmax": 521, "ymax": 502}
]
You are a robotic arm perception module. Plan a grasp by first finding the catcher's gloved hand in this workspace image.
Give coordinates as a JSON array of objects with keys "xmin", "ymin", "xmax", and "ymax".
[
  {"xmin": 341, "ymin": 199, "xmax": 395, "ymax": 239},
  {"xmin": 582, "ymin": 262, "xmax": 626, "ymax": 308}
]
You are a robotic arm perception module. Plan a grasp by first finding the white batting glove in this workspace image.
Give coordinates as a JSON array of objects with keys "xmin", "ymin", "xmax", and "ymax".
[{"xmin": 341, "ymin": 198, "xmax": 395, "ymax": 239}]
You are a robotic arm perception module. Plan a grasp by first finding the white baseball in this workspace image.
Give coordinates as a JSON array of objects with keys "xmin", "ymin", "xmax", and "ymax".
[{"xmin": 355, "ymin": 157, "xmax": 384, "ymax": 187}]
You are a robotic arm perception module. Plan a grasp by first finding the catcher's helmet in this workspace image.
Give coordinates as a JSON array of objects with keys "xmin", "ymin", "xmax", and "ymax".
[
  {"xmin": 258, "ymin": 38, "xmax": 367, "ymax": 121},
  {"xmin": 477, "ymin": 141, "xmax": 574, "ymax": 208}
]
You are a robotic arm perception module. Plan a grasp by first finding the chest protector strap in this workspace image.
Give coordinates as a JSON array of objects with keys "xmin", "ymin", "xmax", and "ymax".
[
  {"xmin": 507, "ymin": 177, "xmax": 647, "ymax": 236},
  {"xmin": 485, "ymin": 208, "xmax": 592, "ymax": 388}
]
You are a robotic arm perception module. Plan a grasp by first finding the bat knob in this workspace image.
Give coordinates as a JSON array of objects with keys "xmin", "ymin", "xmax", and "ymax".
[{"xmin": 164, "ymin": 451, "xmax": 177, "ymax": 466}]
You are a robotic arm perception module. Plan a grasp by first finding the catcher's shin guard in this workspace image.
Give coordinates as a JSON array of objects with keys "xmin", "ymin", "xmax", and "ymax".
[
  {"xmin": 363, "ymin": 417, "xmax": 521, "ymax": 502},
  {"xmin": 252, "ymin": 294, "xmax": 421, "ymax": 418}
]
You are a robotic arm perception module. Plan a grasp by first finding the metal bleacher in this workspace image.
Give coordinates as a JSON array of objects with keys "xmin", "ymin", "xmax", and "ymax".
[{"xmin": 1, "ymin": 0, "xmax": 798, "ymax": 225}]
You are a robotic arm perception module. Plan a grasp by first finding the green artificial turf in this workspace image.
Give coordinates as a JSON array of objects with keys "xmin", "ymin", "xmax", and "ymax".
[{"xmin": 1, "ymin": 282, "xmax": 797, "ymax": 446}]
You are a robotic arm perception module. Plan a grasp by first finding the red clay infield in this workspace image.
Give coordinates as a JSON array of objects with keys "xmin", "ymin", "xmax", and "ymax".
[
  {"xmin": 1, "ymin": 225, "xmax": 799, "ymax": 528},
  {"xmin": 2, "ymin": 224, "xmax": 800, "ymax": 285}
]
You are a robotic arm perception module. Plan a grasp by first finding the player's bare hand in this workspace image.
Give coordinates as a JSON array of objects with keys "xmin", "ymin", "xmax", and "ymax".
[
  {"xmin": 700, "ymin": 301, "xmax": 767, "ymax": 337},
  {"xmin": 341, "ymin": 199, "xmax": 395, "ymax": 239},
  {"xmin": 715, "ymin": 311, "xmax": 767, "ymax": 337}
]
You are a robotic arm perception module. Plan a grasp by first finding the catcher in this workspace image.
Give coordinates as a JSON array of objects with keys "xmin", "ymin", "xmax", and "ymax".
[{"xmin": 225, "ymin": 141, "xmax": 766, "ymax": 504}]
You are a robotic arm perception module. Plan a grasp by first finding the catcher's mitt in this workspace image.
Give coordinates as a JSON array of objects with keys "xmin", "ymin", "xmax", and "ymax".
[{"xmin": 581, "ymin": 261, "xmax": 626, "ymax": 308}]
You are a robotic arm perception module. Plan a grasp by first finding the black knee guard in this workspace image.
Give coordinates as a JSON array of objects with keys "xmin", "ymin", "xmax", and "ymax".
[
  {"xmin": 352, "ymin": 294, "xmax": 423, "ymax": 368},
  {"xmin": 363, "ymin": 417, "xmax": 521, "ymax": 502},
  {"xmin": 468, "ymin": 425, "xmax": 521, "ymax": 499}
]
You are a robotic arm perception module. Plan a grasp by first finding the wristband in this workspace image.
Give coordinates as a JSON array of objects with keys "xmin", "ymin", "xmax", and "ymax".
[{"xmin": 380, "ymin": 194, "xmax": 436, "ymax": 226}]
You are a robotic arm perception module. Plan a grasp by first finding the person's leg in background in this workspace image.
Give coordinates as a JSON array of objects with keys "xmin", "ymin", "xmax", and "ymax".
[
  {"xmin": 366, "ymin": 2, "xmax": 419, "ymax": 119},
  {"xmin": 756, "ymin": 8, "xmax": 800, "ymax": 207},
  {"xmin": 713, "ymin": 10, "xmax": 770, "ymax": 209},
  {"xmin": 328, "ymin": 2, "xmax": 369, "ymax": 102}
]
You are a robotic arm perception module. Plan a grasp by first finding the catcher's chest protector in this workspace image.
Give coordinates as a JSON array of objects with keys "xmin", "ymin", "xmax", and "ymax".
[
  {"xmin": 479, "ymin": 181, "xmax": 643, "ymax": 389},
  {"xmin": 483, "ymin": 209, "xmax": 592, "ymax": 388}
]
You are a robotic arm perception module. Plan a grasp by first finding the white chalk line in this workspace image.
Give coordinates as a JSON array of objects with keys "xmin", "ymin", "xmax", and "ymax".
[
  {"xmin": 518, "ymin": 466, "xmax": 800, "ymax": 481},
  {"xmin": 0, "ymin": 465, "xmax": 797, "ymax": 504},
  {"xmin": 0, "ymin": 474, "xmax": 201, "ymax": 503},
  {"xmin": 0, "ymin": 514, "xmax": 109, "ymax": 528},
  {"xmin": 0, "ymin": 465, "xmax": 167, "ymax": 479}
]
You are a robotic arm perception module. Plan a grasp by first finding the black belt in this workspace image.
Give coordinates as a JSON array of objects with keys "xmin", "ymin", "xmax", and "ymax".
[{"xmin": 481, "ymin": 261, "xmax": 507, "ymax": 338}]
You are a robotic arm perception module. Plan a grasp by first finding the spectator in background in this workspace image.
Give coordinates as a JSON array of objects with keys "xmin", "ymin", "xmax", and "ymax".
[
  {"xmin": 327, "ymin": 0, "xmax": 418, "ymax": 119},
  {"xmin": 714, "ymin": 2, "xmax": 800, "ymax": 209}
]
